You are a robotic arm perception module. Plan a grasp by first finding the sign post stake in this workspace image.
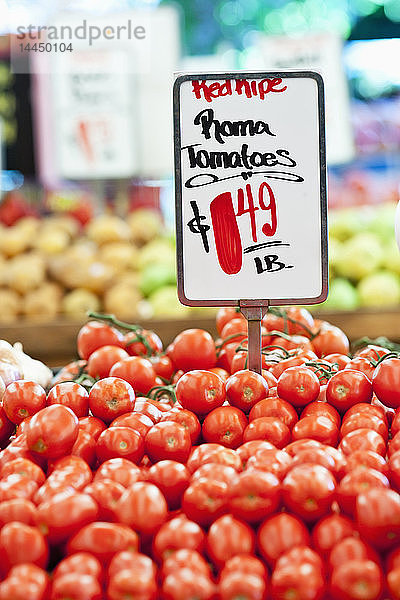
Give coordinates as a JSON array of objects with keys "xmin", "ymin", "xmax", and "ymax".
[{"xmin": 239, "ymin": 301, "xmax": 268, "ymax": 374}]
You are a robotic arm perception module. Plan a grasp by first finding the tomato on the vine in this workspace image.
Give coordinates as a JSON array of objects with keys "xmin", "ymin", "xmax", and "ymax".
[
  {"xmin": 202, "ymin": 406, "xmax": 247, "ymax": 449},
  {"xmin": 77, "ymin": 321, "xmax": 125, "ymax": 360},
  {"xmin": 87, "ymin": 345, "xmax": 129, "ymax": 379},
  {"xmin": 175, "ymin": 370, "xmax": 225, "ymax": 417},
  {"xmin": 88, "ymin": 377, "xmax": 135, "ymax": 423},
  {"xmin": 47, "ymin": 382, "xmax": 89, "ymax": 418},
  {"xmin": 3, "ymin": 381, "xmax": 46, "ymax": 425}
]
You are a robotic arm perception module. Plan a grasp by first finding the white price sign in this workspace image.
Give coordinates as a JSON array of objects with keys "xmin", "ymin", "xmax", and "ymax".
[{"xmin": 174, "ymin": 72, "xmax": 328, "ymax": 307}]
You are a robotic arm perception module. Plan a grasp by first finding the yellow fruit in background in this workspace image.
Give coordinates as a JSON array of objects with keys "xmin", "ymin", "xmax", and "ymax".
[
  {"xmin": 99, "ymin": 242, "xmax": 139, "ymax": 273},
  {"xmin": 14, "ymin": 216, "xmax": 40, "ymax": 237},
  {"xmin": 382, "ymin": 239, "xmax": 400, "ymax": 275},
  {"xmin": 104, "ymin": 283, "xmax": 142, "ymax": 321},
  {"xmin": 137, "ymin": 239, "xmax": 175, "ymax": 271},
  {"xmin": 33, "ymin": 228, "xmax": 70, "ymax": 255},
  {"xmin": 128, "ymin": 209, "xmax": 164, "ymax": 246},
  {"xmin": 148, "ymin": 286, "xmax": 190, "ymax": 318},
  {"xmin": 86, "ymin": 215, "xmax": 132, "ymax": 245},
  {"xmin": 0, "ymin": 289, "xmax": 21, "ymax": 322},
  {"xmin": 22, "ymin": 283, "xmax": 62, "ymax": 321},
  {"xmin": 40, "ymin": 215, "xmax": 79, "ymax": 238},
  {"xmin": 0, "ymin": 226, "xmax": 32, "ymax": 257},
  {"xmin": 62, "ymin": 289, "xmax": 101, "ymax": 318},
  {"xmin": 334, "ymin": 233, "xmax": 384, "ymax": 281},
  {"xmin": 357, "ymin": 271, "xmax": 400, "ymax": 307},
  {"xmin": 5, "ymin": 253, "xmax": 46, "ymax": 294},
  {"xmin": 118, "ymin": 271, "xmax": 139, "ymax": 288},
  {"xmin": 82, "ymin": 261, "xmax": 116, "ymax": 295}
]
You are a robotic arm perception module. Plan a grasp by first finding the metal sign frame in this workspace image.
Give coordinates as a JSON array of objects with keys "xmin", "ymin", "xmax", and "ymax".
[{"xmin": 173, "ymin": 70, "xmax": 328, "ymax": 308}]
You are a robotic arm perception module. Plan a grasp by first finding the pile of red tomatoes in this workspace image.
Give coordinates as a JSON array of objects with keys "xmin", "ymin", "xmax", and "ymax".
[{"xmin": 1, "ymin": 307, "xmax": 400, "ymax": 599}]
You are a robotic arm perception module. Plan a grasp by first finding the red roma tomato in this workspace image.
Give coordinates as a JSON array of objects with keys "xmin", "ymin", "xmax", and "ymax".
[
  {"xmin": 149, "ymin": 355, "xmax": 174, "ymax": 381},
  {"xmin": 96, "ymin": 426, "xmax": 144, "ymax": 464},
  {"xmin": 108, "ymin": 550, "xmax": 156, "ymax": 581},
  {"xmin": 133, "ymin": 398, "xmax": 163, "ymax": 423},
  {"xmin": 3, "ymin": 381, "xmax": 46, "ymax": 425},
  {"xmin": 145, "ymin": 421, "xmax": 191, "ymax": 463},
  {"xmin": 175, "ymin": 370, "xmax": 225, "ymax": 417},
  {"xmin": 290, "ymin": 447, "xmax": 336, "ymax": 473},
  {"xmin": 337, "ymin": 467, "xmax": 390, "ymax": 516},
  {"xmin": 301, "ymin": 401, "xmax": 341, "ymax": 428},
  {"xmin": 182, "ymin": 478, "xmax": 229, "ymax": 527},
  {"xmin": 79, "ymin": 416, "xmax": 106, "ymax": 440},
  {"xmin": 84, "ymin": 479, "xmax": 125, "ymax": 521},
  {"xmin": 229, "ymin": 469, "xmax": 280, "ymax": 523},
  {"xmin": 0, "ymin": 498, "xmax": 36, "ymax": 527},
  {"xmin": 216, "ymin": 341, "xmax": 240, "ymax": 373},
  {"xmin": 47, "ymin": 382, "xmax": 89, "ymax": 418},
  {"xmin": 124, "ymin": 329, "xmax": 163, "ymax": 357},
  {"xmin": 247, "ymin": 447, "xmax": 292, "ymax": 481},
  {"xmin": 249, "ymin": 397, "xmax": 298, "ymax": 430},
  {"xmin": 276, "ymin": 545, "xmax": 323, "ymax": 572},
  {"xmin": 326, "ymin": 370, "xmax": 373, "ymax": 413},
  {"xmin": 54, "ymin": 551, "xmax": 103, "ymax": 581},
  {"xmin": 220, "ymin": 554, "xmax": 267, "ymax": 579},
  {"xmin": 0, "ymin": 564, "xmax": 49, "ymax": 600},
  {"xmin": 160, "ymin": 409, "xmax": 201, "ymax": 445},
  {"xmin": 52, "ymin": 359, "xmax": 87, "ymax": 385},
  {"xmin": 51, "ymin": 573, "xmax": 103, "ymax": 600},
  {"xmin": 257, "ymin": 512, "xmax": 310, "ymax": 565},
  {"xmin": 328, "ymin": 537, "xmax": 380, "ymax": 572},
  {"xmin": 344, "ymin": 356, "xmax": 376, "ymax": 380},
  {"xmin": 268, "ymin": 355, "xmax": 310, "ymax": 381},
  {"xmin": 344, "ymin": 402, "xmax": 387, "ymax": 424},
  {"xmin": 169, "ymin": 329, "xmax": 217, "ymax": 372},
  {"xmin": 68, "ymin": 522, "xmax": 138, "ymax": 564},
  {"xmin": 339, "ymin": 428, "xmax": 386, "ymax": 457},
  {"xmin": 389, "ymin": 432, "xmax": 400, "ymax": 457},
  {"xmin": 312, "ymin": 324, "xmax": 349, "ymax": 358},
  {"xmin": 340, "ymin": 413, "xmax": 388, "ymax": 442},
  {"xmin": 356, "ymin": 488, "xmax": 400, "ymax": 550},
  {"xmin": 216, "ymin": 307, "xmax": 245, "ymax": 335},
  {"xmin": 387, "ymin": 568, "xmax": 400, "ymax": 600},
  {"xmin": 94, "ymin": 458, "xmax": 141, "ymax": 488},
  {"xmin": 36, "ymin": 456, "xmax": 92, "ymax": 502},
  {"xmin": 107, "ymin": 569, "xmax": 157, "ymax": 600},
  {"xmin": 243, "ymin": 416, "xmax": 290, "ymax": 448},
  {"xmin": 292, "ymin": 415, "xmax": 339, "ymax": 446},
  {"xmin": 271, "ymin": 563, "xmax": 325, "ymax": 600},
  {"xmin": 372, "ymin": 357, "xmax": 400, "ymax": 409},
  {"xmin": 282, "ymin": 464, "xmax": 336, "ymax": 522},
  {"xmin": 324, "ymin": 353, "xmax": 351, "ymax": 369},
  {"xmin": 111, "ymin": 412, "xmax": 153, "ymax": 438},
  {"xmin": 26, "ymin": 405, "xmax": 79, "ymax": 459},
  {"xmin": 236, "ymin": 440, "xmax": 275, "ymax": 469},
  {"xmin": 86, "ymin": 345, "xmax": 129, "ymax": 379},
  {"xmin": 209, "ymin": 367, "xmax": 230, "ymax": 381},
  {"xmin": 225, "ymin": 370, "xmax": 269, "ymax": 413},
  {"xmin": 146, "ymin": 460, "xmax": 190, "ymax": 509},
  {"xmin": 152, "ymin": 514, "xmax": 205, "ymax": 562},
  {"xmin": 160, "ymin": 549, "xmax": 211, "ymax": 581},
  {"xmin": 312, "ymin": 513, "xmax": 356, "ymax": 558},
  {"xmin": 277, "ymin": 366, "xmax": 320, "ymax": 407},
  {"xmin": 88, "ymin": 377, "xmax": 135, "ymax": 423},
  {"xmin": 218, "ymin": 572, "xmax": 267, "ymax": 600},
  {"xmin": 389, "ymin": 450, "xmax": 400, "ymax": 491},
  {"xmin": 220, "ymin": 317, "xmax": 247, "ymax": 342},
  {"xmin": 330, "ymin": 560, "xmax": 383, "ymax": 600},
  {"xmin": 0, "ymin": 474, "xmax": 38, "ymax": 502},
  {"xmin": 36, "ymin": 491, "xmax": 99, "ymax": 544},
  {"xmin": 71, "ymin": 430, "xmax": 96, "ymax": 467},
  {"xmin": 1, "ymin": 457, "xmax": 45, "ymax": 486},
  {"xmin": 0, "ymin": 406, "xmax": 16, "ymax": 447},
  {"xmin": 191, "ymin": 463, "xmax": 238, "ymax": 486},
  {"xmin": 284, "ymin": 438, "xmax": 324, "ymax": 456},
  {"xmin": 344, "ymin": 450, "xmax": 388, "ymax": 477},
  {"xmin": 356, "ymin": 345, "xmax": 389, "ymax": 360},
  {"xmin": 206, "ymin": 514, "xmax": 255, "ymax": 568},
  {"xmin": 202, "ymin": 406, "xmax": 247, "ymax": 449},
  {"xmin": 0, "ymin": 522, "xmax": 48, "ymax": 572},
  {"xmin": 162, "ymin": 568, "xmax": 216, "ymax": 600},
  {"xmin": 109, "ymin": 356, "xmax": 158, "ymax": 395},
  {"xmin": 77, "ymin": 321, "xmax": 124, "ymax": 360},
  {"xmin": 114, "ymin": 481, "xmax": 167, "ymax": 534},
  {"xmin": 187, "ymin": 443, "xmax": 241, "ymax": 473}
]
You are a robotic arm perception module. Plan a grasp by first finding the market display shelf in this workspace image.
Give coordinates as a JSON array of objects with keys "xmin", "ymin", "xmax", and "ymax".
[{"xmin": 0, "ymin": 308, "xmax": 399, "ymax": 368}]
